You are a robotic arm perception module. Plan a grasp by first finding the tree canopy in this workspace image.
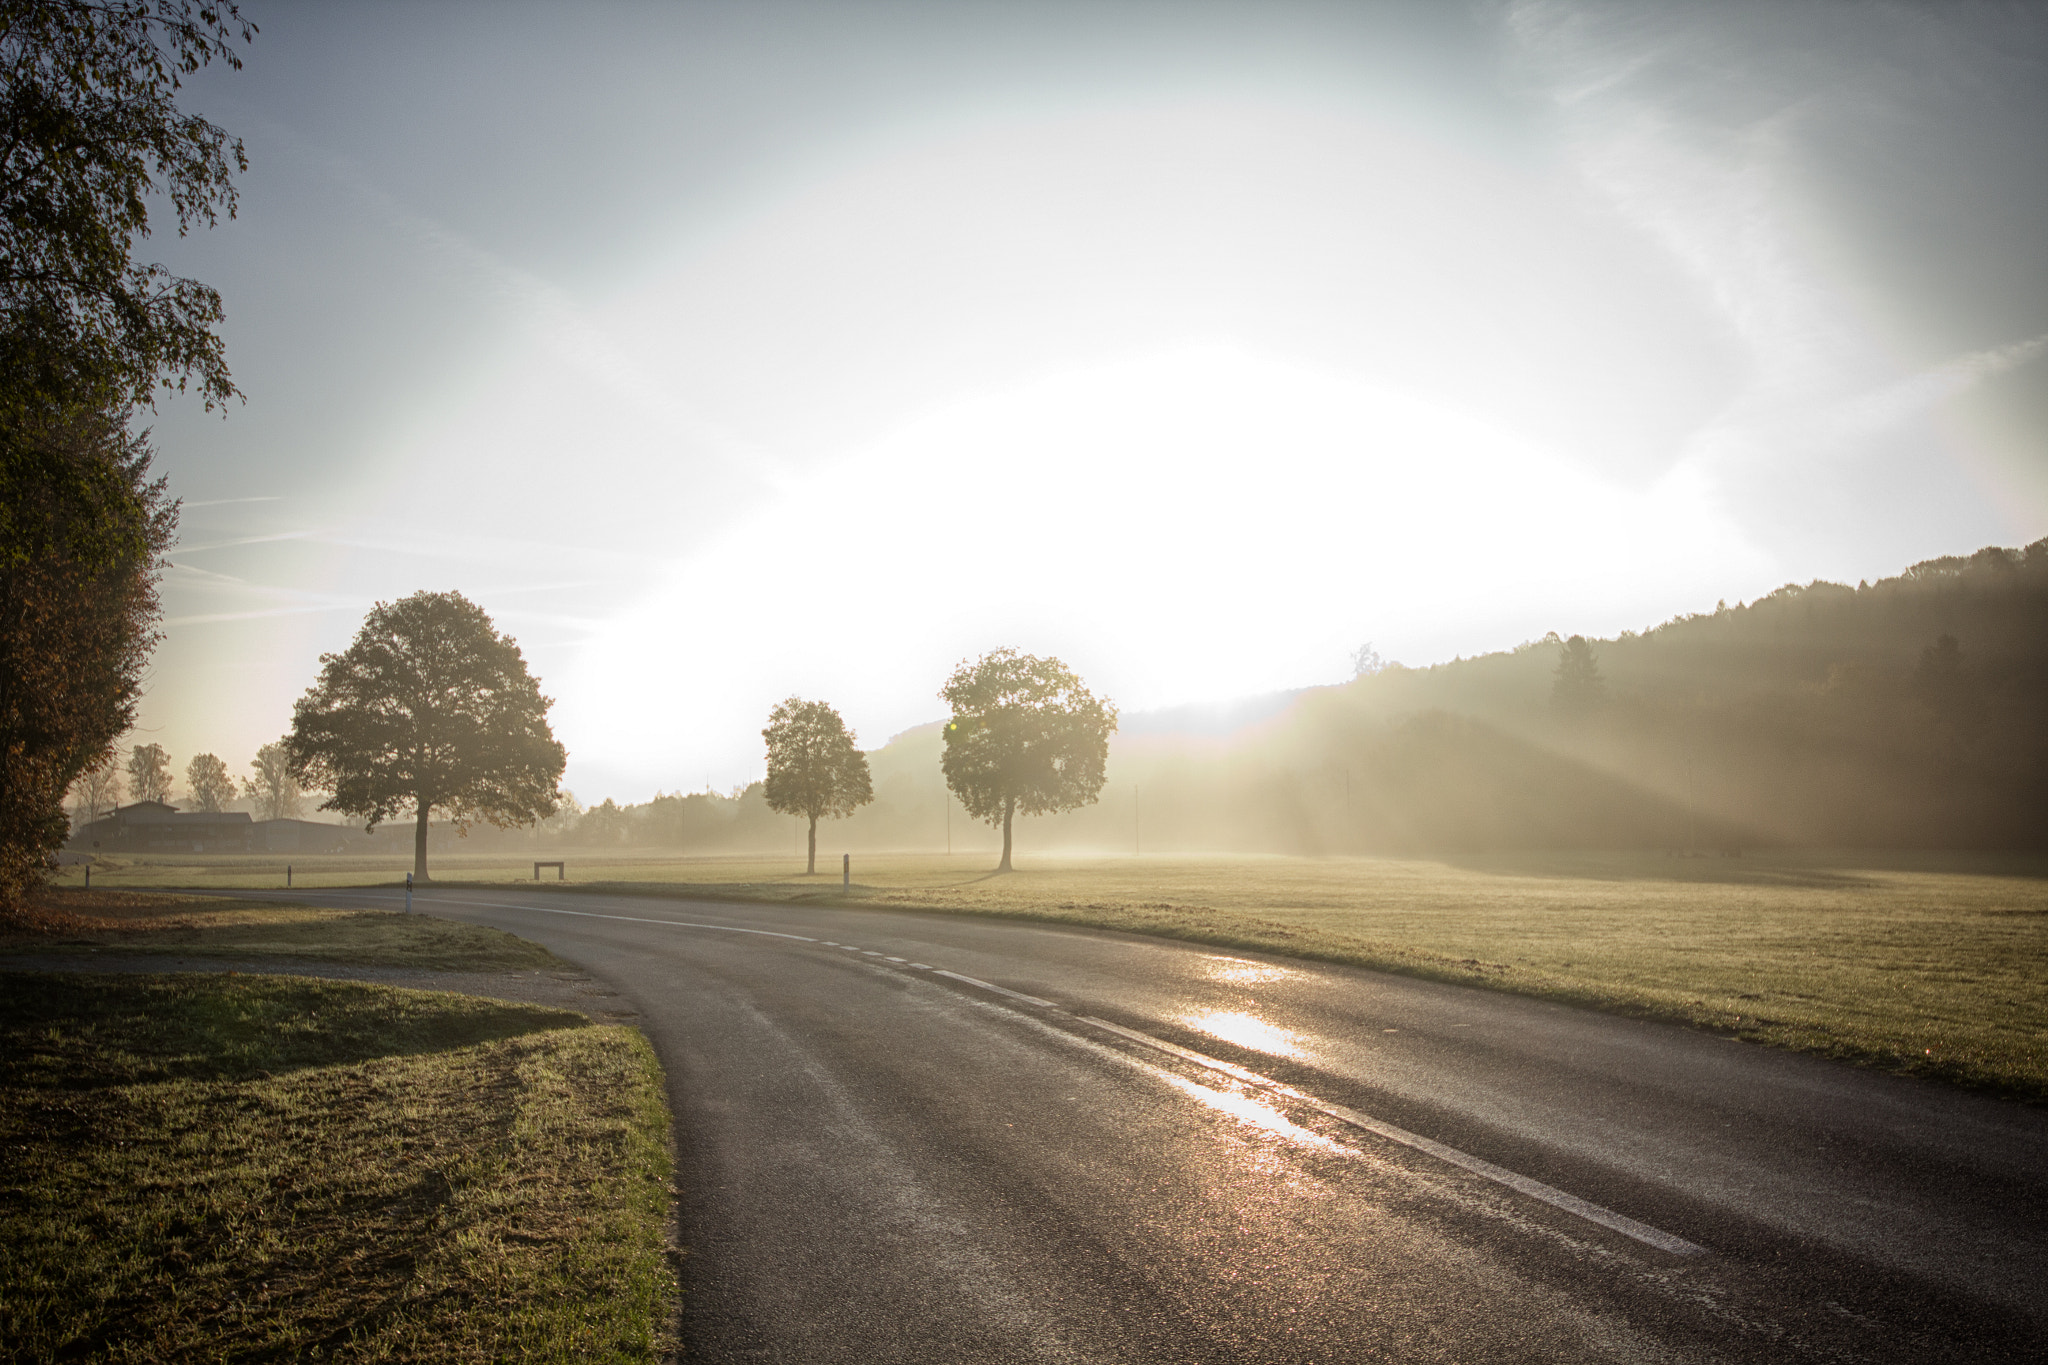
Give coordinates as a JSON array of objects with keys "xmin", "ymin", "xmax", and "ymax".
[
  {"xmin": 940, "ymin": 647, "xmax": 1117, "ymax": 871},
  {"xmin": 0, "ymin": 2, "xmax": 251, "ymax": 913},
  {"xmin": 1550, "ymin": 633, "xmax": 1606, "ymax": 720},
  {"xmin": 0, "ymin": 414, "xmax": 170, "ymax": 903},
  {"xmin": 124, "ymin": 740, "xmax": 167, "ymax": 804},
  {"xmin": 285, "ymin": 591, "xmax": 565, "ymax": 880},
  {"xmin": 0, "ymin": 0, "xmax": 254, "ymax": 416},
  {"xmin": 183, "ymin": 750, "xmax": 230, "ymax": 812},
  {"xmin": 242, "ymin": 739, "xmax": 301, "ymax": 821},
  {"xmin": 762, "ymin": 696, "xmax": 873, "ymax": 874}
]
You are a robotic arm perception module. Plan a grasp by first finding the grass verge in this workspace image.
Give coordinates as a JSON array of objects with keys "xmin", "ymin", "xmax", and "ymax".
[
  {"xmin": 1, "ymin": 888, "xmax": 564, "ymax": 972},
  {"xmin": 0, "ymin": 971, "xmax": 676, "ymax": 1363}
]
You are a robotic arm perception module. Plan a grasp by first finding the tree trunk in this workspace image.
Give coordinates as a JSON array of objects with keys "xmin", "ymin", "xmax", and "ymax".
[
  {"xmin": 998, "ymin": 795, "xmax": 1014, "ymax": 872},
  {"xmin": 414, "ymin": 805, "xmax": 430, "ymax": 881},
  {"xmin": 806, "ymin": 814, "xmax": 817, "ymax": 875}
]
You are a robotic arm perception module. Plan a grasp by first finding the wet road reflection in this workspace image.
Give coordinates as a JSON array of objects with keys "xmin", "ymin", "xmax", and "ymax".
[{"xmin": 1180, "ymin": 1008, "xmax": 1309, "ymax": 1060}]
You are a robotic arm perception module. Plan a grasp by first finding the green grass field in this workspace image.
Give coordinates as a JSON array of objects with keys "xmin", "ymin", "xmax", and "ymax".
[
  {"xmin": 0, "ymin": 972, "xmax": 676, "ymax": 1363},
  {"xmin": 52, "ymin": 847, "xmax": 2048, "ymax": 1100}
]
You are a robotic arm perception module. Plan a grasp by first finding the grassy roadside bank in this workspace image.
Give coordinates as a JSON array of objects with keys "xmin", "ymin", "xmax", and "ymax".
[
  {"xmin": 468, "ymin": 850, "xmax": 2048, "ymax": 1103},
  {"xmin": 0, "ymin": 972, "xmax": 677, "ymax": 1363}
]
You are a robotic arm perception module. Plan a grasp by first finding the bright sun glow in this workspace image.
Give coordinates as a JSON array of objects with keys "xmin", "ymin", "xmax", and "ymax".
[{"xmin": 558, "ymin": 344, "xmax": 1771, "ymax": 792}]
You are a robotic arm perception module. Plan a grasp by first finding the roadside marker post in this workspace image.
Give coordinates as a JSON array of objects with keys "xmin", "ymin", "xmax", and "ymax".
[
  {"xmin": 286, "ymin": 864, "xmax": 292, "ymax": 888},
  {"xmin": 843, "ymin": 853, "xmax": 850, "ymax": 888},
  {"xmin": 405, "ymin": 871, "xmax": 413, "ymax": 913}
]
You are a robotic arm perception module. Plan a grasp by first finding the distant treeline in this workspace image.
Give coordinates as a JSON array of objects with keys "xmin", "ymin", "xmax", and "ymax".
[{"xmin": 502, "ymin": 540, "xmax": 2048, "ymax": 856}]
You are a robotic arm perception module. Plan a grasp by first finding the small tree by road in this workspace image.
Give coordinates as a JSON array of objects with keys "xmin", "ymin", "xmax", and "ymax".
[
  {"xmin": 243, "ymin": 740, "xmax": 303, "ymax": 821},
  {"xmin": 762, "ymin": 697, "xmax": 873, "ymax": 874},
  {"xmin": 184, "ymin": 752, "xmax": 234, "ymax": 812},
  {"xmin": 126, "ymin": 742, "xmax": 171, "ymax": 805},
  {"xmin": 940, "ymin": 648, "xmax": 1117, "ymax": 872},
  {"xmin": 285, "ymin": 591, "xmax": 565, "ymax": 881}
]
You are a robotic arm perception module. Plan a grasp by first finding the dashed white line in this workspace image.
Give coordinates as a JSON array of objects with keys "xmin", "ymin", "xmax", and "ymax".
[{"xmin": 931, "ymin": 970, "xmax": 1057, "ymax": 1009}]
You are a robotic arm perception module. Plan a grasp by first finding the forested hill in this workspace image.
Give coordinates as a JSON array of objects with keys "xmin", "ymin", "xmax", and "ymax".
[{"xmin": 1258, "ymin": 538, "xmax": 2048, "ymax": 851}]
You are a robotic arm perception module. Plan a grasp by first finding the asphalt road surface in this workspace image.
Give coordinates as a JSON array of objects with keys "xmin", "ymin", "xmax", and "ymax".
[{"xmin": 274, "ymin": 885, "xmax": 2045, "ymax": 1363}]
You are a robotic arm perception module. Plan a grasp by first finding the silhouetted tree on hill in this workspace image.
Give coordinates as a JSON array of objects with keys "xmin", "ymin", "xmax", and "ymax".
[{"xmin": 1551, "ymin": 634, "xmax": 1607, "ymax": 721}]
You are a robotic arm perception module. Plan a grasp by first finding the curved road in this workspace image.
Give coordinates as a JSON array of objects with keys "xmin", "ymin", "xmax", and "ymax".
[{"xmin": 283, "ymin": 885, "xmax": 2044, "ymax": 1362}]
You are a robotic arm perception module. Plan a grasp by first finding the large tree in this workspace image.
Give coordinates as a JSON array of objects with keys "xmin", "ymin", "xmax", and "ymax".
[
  {"xmin": 183, "ymin": 750, "xmax": 231, "ymax": 812},
  {"xmin": 0, "ymin": 0, "xmax": 253, "ymax": 416},
  {"xmin": 0, "ymin": 413, "xmax": 171, "ymax": 902},
  {"xmin": 0, "ymin": 2, "xmax": 252, "ymax": 911},
  {"xmin": 762, "ymin": 696, "xmax": 873, "ymax": 875},
  {"xmin": 242, "ymin": 739, "xmax": 301, "ymax": 821},
  {"xmin": 940, "ymin": 648, "xmax": 1117, "ymax": 872},
  {"xmin": 285, "ymin": 591, "xmax": 566, "ymax": 881},
  {"xmin": 125, "ymin": 740, "xmax": 169, "ymax": 804}
]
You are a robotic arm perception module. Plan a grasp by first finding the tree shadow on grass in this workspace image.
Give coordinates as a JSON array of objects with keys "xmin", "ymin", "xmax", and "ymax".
[{"xmin": 0, "ymin": 972, "xmax": 587, "ymax": 1090}]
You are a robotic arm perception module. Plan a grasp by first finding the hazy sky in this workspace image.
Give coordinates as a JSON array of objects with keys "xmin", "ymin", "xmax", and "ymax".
[{"xmin": 137, "ymin": 0, "xmax": 2048, "ymax": 802}]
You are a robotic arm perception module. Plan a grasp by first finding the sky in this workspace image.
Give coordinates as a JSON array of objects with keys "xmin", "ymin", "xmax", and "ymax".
[{"xmin": 134, "ymin": 0, "xmax": 2048, "ymax": 803}]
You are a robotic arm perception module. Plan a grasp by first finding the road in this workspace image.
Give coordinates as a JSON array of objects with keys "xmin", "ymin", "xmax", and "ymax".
[{"xmin": 278, "ymin": 884, "xmax": 2045, "ymax": 1363}]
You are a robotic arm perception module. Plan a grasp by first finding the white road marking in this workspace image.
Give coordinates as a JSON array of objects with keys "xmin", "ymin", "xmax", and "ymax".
[
  {"xmin": 316, "ymin": 888, "xmax": 1704, "ymax": 1257},
  {"xmin": 1077, "ymin": 1014, "xmax": 1706, "ymax": 1257},
  {"xmin": 931, "ymin": 970, "xmax": 1058, "ymax": 1009}
]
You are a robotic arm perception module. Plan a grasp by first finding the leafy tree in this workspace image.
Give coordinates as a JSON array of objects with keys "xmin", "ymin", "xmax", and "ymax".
[
  {"xmin": 940, "ymin": 648, "xmax": 1117, "ymax": 872},
  {"xmin": 183, "ymin": 750, "xmax": 232, "ymax": 812},
  {"xmin": 285, "ymin": 591, "xmax": 566, "ymax": 881},
  {"xmin": 1, "ymin": 414, "xmax": 170, "ymax": 902},
  {"xmin": 0, "ymin": 0, "xmax": 254, "ymax": 416},
  {"xmin": 69, "ymin": 749, "xmax": 120, "ymax": 824},
  {"xmin": 125, "ymin": 740, "xmax": 169, "ymax": 804},
  {"xmin": 761, "ymin": 696, "xmax": 873, "ymax": 874},
  {"xmin": 0, "ymin": 2, "xmax": 251, "ymax": 913},
  {"xmin": 1550, "ymin": 634, "xmax": 1607, "ymax": 720},
  {"xmin": 242, "ymin": 739, "xmax": 302, "ymax": 821}
]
